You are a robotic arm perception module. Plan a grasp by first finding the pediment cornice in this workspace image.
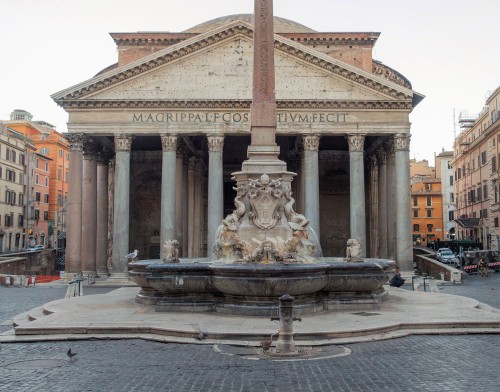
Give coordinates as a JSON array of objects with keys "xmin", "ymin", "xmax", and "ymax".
[
  {"xmin": 61, "ymin": 99, "xmax": 412, "ymax": 110},
  {"xmin": 52, "ymin": 20, "xmax": 417, "ymax": 106}
]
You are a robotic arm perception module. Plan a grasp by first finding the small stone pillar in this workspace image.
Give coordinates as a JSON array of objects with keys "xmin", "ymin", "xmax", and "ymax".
[{"xmin": 273, "ymin": 294, "xmax": 300, "ymax": 355}]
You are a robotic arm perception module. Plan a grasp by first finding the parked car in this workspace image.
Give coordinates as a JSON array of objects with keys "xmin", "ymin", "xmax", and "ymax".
[
  {"xmin": 26, "ymin": 245, "xmax": 44, "ymax": 252},
  {"xmin": 436, "ymin": 248, "xmax": 460, "ymax": 267}
]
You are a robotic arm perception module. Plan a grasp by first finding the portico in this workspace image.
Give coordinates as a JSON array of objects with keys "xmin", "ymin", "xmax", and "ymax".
[{"xmin": 53, "ymin": 15, "xmax": 422, "ymax": 277}]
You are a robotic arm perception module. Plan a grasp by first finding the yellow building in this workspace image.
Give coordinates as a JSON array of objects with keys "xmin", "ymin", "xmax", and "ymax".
[
  {"xmin": 411, "ymin": 179, "xmax": 444, "ymax": 246},
  {"xmin": 452, "ymin": 86, "xmax": 500, "ymax": 249}
]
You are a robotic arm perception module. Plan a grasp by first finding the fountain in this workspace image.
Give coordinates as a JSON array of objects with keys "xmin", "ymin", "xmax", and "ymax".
[{"xmin": 129, "ymin": 0, "xmax": 394, "ymax": 317}]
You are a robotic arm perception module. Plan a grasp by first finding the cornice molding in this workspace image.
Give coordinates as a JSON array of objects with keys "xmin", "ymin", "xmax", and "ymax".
[
  {"xmin": 53, "ymin": 21, "xmax": 413, "ymax": 105},
  {"xmin": 58, "ymin": 99, "xmax": 412, "ymax": 110}
]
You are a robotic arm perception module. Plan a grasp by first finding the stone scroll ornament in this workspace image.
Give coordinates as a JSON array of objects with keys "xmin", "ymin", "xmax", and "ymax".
[{"xmin": 248, "ymin": 174, "xmax": 283, "ymax": 230}]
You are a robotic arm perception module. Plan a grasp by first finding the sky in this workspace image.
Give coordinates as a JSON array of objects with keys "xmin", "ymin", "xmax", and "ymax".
[{"xmin": 0, "ymin": 0, "xmax": 498, "ymax": 162}]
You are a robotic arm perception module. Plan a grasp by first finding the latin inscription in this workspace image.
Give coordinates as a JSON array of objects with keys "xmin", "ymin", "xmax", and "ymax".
[{"xmin": 132, "ymin": 112, "xmax": 348, "ymax": 124}]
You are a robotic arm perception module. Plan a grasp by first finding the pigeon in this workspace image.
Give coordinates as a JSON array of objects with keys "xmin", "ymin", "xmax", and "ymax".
[
  {"xmin": 195, "ymin": 330, "xmax": 207, "ymax": 340},
  {"xmin": 260, "ymin": 339, "xmax": 272, "ymax": 351},
  {"xmin": 67, "ymin": 348, "xmax": 77, "ymax": 361},
  {"xmin": 123, "ymin": 250, "xmax": 138, "ymax": 260}
]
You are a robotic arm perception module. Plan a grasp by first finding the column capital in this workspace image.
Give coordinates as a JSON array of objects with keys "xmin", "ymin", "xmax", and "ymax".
[
  {"xmin": 176, "ymin": 140, "xmax": 185, "ymax": 159},
  {"xmin": 96, "ymin": 148, "xmax": 113, "ymax": 165},
  {"xmin": 368, "ymin": 154, "xmax": 378, "ymax": 169},
  {"xmin": 83, "ymin": 140, "xmax": 98, "ymax": 159},
  {"xmin": 161, "ymin": 133, "xmax": 177, "ymax": 152},
  {"xmin": 384, "ymin": 139, "xmax": 395, "ymax": 158},
  {"xmin": 394, "ymin": 133, "xmax": 411, "ymax": 151},
  {"xmin": 207, "ymin": 135, "xmax": 224, "ymax": 152},
  {"xmin": 347, "ymin": 134, "xmax": 366, "ymax": 152},
  {"xmin": 114, "ymin": 134, "xmax": 133, "ymax": 152},
  {"xmin": 376, "ymin": 149, "xmax": 387, "ymax": 165},
  {"xmin": 303, "ymin": 134, "xmax": 321, "ymax": 151},
  {"xmin": 66, "ymin": 133, "xmax": 85, "ymax": 151}
]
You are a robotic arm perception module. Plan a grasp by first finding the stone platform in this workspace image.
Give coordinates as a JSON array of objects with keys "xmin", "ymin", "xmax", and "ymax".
[{"xmin": 1, "ymin": 286, "xmax": 500, "ymax": 346}]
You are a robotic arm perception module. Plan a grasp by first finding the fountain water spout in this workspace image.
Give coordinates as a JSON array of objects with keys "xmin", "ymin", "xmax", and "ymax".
[{"xmin": 271, "ymin": 294, "xmax": 301, "ymax": 355}]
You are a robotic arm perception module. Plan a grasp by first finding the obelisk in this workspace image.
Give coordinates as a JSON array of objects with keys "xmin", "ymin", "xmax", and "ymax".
[{"xmin": 243, "ymin": 0, "xmax": 286, "ymax": 172}]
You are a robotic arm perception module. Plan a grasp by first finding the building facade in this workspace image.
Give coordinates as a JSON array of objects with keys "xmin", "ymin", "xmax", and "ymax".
[
  {"xmin": 411, "ymin": 179, "xmax": 443, "ymax": 246},
  {"xmin": 436, "ymin": 150, "xmax": 455, "ymax": 240},
  {"xmin": 52, "ymin": 15, "xmax": 423, "ymax": 276},
  {"xmin": 5, "ymin": 110, "xmax": 69, "ymax": 248},
  {"xmin": 452, "ymin": 86, "xmax": 500, "ymax": 250},
  {"xmin": 0, "ymin": 128, "xmax": 26, "ymax": 252}
]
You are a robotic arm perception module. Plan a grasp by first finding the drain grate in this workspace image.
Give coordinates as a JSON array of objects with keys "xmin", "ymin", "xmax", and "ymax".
[
  {"xmin": 351, "ymin": 312, "xmax": 381, "ymax": 316},
  {"xmin": 5, "ymin": 359, "xmax": 69, "ymax": 370}
]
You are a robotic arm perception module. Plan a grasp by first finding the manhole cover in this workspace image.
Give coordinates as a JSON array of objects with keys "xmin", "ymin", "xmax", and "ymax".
[
  {"xmin": 213, "ymin": 344, "xmax": 351, "ymax": 361},
  {"xmin": 5, "ymin": 359, "xmax": 69, "ymax": 370},
  {"xmin": 351, "ymin": 312, "xmax": 381, "ymax": 316}
]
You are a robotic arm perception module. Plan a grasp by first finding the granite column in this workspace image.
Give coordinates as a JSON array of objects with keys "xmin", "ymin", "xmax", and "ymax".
[
  {"xmin": 81, "ymin": 141, "xmax": 98, "ymax": 274},
  {"xmin": 111, "ymin": 134, "xmax": 132, "ymax": 279},
  {"xmin": 347, "ymin": 134, "xmax": 367, "ymax": 256},
  {"xmin": 207, "ymin": 135, "xmax": 224, "ymax": 259},
  {"xmin": 65, "ymin": 133, "xmax": 84, "ymax": 276},
  {"xmin": 303, "ymin": 134, "xmax": 321, "ymax": 240},
  {"xmin": 394, "ymin": 133, "xmax": 412, "ymax": 270},
  {"xmin": 376, "ymin": 149, "xmax": 388, "ymax": 258},
  {"xmin": 96, "ymin": 150, "xmax": 110, "ymax": 275},
  {"xmin": 160, "ymin": 134, "xmax": 177, "ymax": 260},
  {"xmin": 386, "ymin": 140, "xmax": 396, "ymax": 261}
]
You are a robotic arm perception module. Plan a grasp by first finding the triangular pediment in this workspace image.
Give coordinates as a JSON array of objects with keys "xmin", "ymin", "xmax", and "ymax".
[{"xmin": 52, "ymin": 20, "xmax": 418, "ymax": 107}]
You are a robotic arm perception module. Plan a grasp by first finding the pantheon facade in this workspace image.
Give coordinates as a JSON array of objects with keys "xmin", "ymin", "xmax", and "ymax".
[{"xmin": 52, "ymin": 15, "xmax": 423, "ymax": 278}]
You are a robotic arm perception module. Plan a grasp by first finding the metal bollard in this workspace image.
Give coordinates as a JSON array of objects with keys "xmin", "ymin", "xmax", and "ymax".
[{"xmin": 271, "ymin": 294, "xmax": 301, "ymax": 355}]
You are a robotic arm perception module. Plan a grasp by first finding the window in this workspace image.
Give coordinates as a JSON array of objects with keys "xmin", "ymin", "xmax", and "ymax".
[
  {"xmin": 0, "ymin": 166, "xmax": 2, "ymax": 179},
  {"xmin": 6, "ymin": 149, "xmax": 10, "ymax": 160},
  {"xmin": 20, "ymin": 154, "xmax": 25, "ymax": 165},
  {"xmin": 483, "ymin": 209, "xmax": 488, "ymax": 219},
  {"xmin": 35, "ymin": 174, "xmax": 39, "ymax": 184},
  {"xmin": 427, "ymin": 209, "xmax": 432, "ymax": 218},
  {"xmin": 19, "ymin": 173, "xmax": 23, "ymax": 185},
  {"xmin": 427, "ymin": 224, "xmax": 433, "ymax": 232},
  {"xmin": 45, "ymin": 162, "xmax": 48, "ymax": 171},
  {"xmin": 425, "ymin": 183, "xmax": 432, "ymax": 191},
  {"xmin": 477, "ymin": 187, "xmax": 482, "ymax": 202},
  {"xmin": 19, "ymin": 193, "xmax": 24, "ymax": 206},
  {"xmin": 10, "ymin": 192, "xmax": 16, "ymax": 205},
  {"xmin": 449, "ymin": 175, "xmax": 453, "ymax": 186},
  {"xmin": 43, "ymin": 211, "xmax": 48, "ymax": 221},
  {"xmin": 59, "ymin": 149, "xmax": 63, "ymax": 157},
  {"xmin": 458, "ymin": 168, "xmax": 462, "ymax": 179},
  {"xmin": 449, "ymin": 211, "xmax": 454, "ymax": 221},
  {"xmin": 496, "ymin": 186, "xmax": 499, "ymax": 204},
  {"xmin": 57, "ymin": 167, "xmax": 62, "ymax": 180},
  {"xmin": 447, "ymin": 161, "xmax": 451, "ymax": 169},
  {"xmin": 495, "ymin": 217, "xmax": 499, "ymax": 228},
  {"xmin": 34, "ymin": 209, "xmax": 40, "ymax": 221},
  {"xmin": 5, "ymin": 190, "xmax": 10, "ymax": 204},
  {"xmin": 481, "ymin": 151, "xmax": 487, "ymax": 165},
  {"xmin": 484, "ymin": 185, "xmax": 488, "ymax": 200},
  {"xmin": 12, "ymin": 151, "xmax": 16, "ymax": 163},
  {"xmin": 45, "ymin": 177, "xmax": 48, "ymax": 186},
  {"xmin": 5, "ymin": 214, "xmax": 11, "ymax": 227},
  {"xmin": 18, "ymin": 215, "xmax": 23, "ymax": 227},
  {"xmin": 40, "ymin": 148, "xmax": 49, "ymax": 155},
  {"xmin": 36, "ymin": 158, "xmax": 39, "ymax": 168},
  {"xmin": 35, "ymin": 192, "xmax": 41, "ymax": 202},
  {"xmin": 44, "ymin": 194, "xmax": 49, "ymax": 203},
  {"xmin": 57, "ymin": 194, "xmax": 62, "ymax": 206},
  {"xmin": 426, "ymin": 196, "xmax": 431, "ymax": 206},
  {"xmin": 413, "ymin": 210, "xmax": 418, "ymax": 218},
  {"xmin": 450, "ymin": 192, "xmax": 454, "ymax": 203},
  {"xmin": 413, "ymin": 224, "xmax": 419, "ymax": 232},
  {"xmin": 413, "ymin": 196, "xmax": 418, "ymax": 206},
  {"xmin": 65, "ymin": 171, "xmax": 69, "ymax": 182},
  {"xmin": 493, "ymin": 156, "xmax": 497, "ymax": 172}
]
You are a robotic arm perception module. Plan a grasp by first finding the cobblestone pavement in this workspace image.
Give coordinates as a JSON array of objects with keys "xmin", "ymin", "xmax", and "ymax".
[{"xmin": 1, "ymin": 278, "xmax": 500, "ymax": 391}]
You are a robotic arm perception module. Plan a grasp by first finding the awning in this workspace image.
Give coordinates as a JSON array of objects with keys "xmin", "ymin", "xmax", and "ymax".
[{"xmin": 454, "ymin": 218, "xmax": 480, "ymax": 228}]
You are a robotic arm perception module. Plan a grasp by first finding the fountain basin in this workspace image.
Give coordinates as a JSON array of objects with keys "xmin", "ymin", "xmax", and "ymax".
[
  {"xmin": 146, "ymin": 263, "xmax": 215, "ymax": 295},
  {"xmin": 324, "ymin": 261, "xmax": 393, "ymax": 293},
  {"xmin": 210, "ymin": 263, "xmax": 328, "ymax": 297},
  {"xmin": 128, "ymin": 259, "xmax": 395, "ymax": 316}
]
